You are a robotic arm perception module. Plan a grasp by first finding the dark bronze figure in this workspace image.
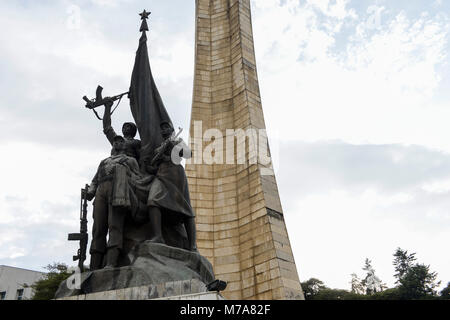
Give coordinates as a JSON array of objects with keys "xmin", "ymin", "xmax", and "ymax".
[
  {"xmin": 86, "ymin": 136, "xmax": 142, "ymax": 269},
  {"xmin": 75, "ymin": 9, "xmax": 198, "ymax": 271},
  {"xmin": 103, "ymin": 99, "xmax": 141, "ymax": 163},
  {"xmin": 144, "ymin": 122, "xmax": 197, "ymax": 251}
]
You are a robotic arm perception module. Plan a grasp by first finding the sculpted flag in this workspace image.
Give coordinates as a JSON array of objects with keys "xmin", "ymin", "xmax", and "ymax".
[{"xmin": 129, "ymin": 26, "xmax": 173, "ymax": 166}]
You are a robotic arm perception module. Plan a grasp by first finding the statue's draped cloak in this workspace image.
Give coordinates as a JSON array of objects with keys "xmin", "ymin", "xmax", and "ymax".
[
  {"xmin": 129, "ymin": 31, "xmax": 173, "ymax": 166},
  {"xmin": 148, "ymin": 161, "xmax": 195, "ymax": 219}
]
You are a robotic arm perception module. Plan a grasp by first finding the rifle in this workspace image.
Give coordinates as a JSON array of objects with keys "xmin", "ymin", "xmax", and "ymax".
[
  {"xmin": 83, "ymin": 85, "xmax": 128, "ymax": 120},
  {"xmin": 150, "ymin": 127, "xmax": 183, "ymax": 167},
  {"xmin": 68, "ymin": 184, "xmax": 89, "ymax": 273}
]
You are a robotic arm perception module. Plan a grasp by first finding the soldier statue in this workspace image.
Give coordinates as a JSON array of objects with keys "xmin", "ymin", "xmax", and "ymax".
[
  {"xmin": 86, "ymin": 135, "xmax": 142, "ymax": 269},
  {"xmin": 143, "ymin": 121, "xmax": 197, "ymax": 251}
]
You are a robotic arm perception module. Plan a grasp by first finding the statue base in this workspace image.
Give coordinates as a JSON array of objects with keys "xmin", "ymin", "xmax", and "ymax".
[
  {"xmin": 56, "ymin": 279, "xmax": 224, "ymax": 300},
  {"xmin": 55, "ymin": 241, "xmax": 215, "ymax": 299}
]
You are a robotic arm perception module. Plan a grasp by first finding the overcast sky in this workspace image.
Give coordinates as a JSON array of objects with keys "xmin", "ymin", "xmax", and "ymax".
[{"xmin": 0, "ymin": 0, "xmax": 449, "ymax": 292}]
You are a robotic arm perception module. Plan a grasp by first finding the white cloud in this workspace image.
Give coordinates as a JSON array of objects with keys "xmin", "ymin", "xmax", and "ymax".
[
  {"xmin": 306, "ymin": 0, "xmax": 357, "ymax": 21},
  {"xmin": 277, "ymin": 141, "xmax": 450, "ymax": 290},
  {"xmin": 0, "ymin": 142, "xmax": 104, "ymax": 268},
  {"xmin": 252, "ymin": 0, "xmax": 450, "ymax": 152},
  {"xmin": 422, "ymin": 179, "xmax": 450, "ymax": 194},
  {"xmin": 0, "ymin": 142, "xmax": 102, "ymax": 224},
  {"xmin": 3, "ymin": 247, "xmax": 27, "ymax": 260},
  {"xmin": 286, "ymin": 186, "xmax": 449, "ymax": 289},
  {"xmin": 252, "ymin": 9, "xmax": 450, "ymax": 281},
  {"xmin": 90, "ymin": 0, "xmax": 132, "ymax": 7}
]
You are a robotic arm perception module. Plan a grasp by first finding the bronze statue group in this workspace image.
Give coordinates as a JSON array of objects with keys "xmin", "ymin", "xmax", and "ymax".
[
  {"xmin": 85, "ymin": 100, "xmax": 197, "ymax": 270},
  {"xmin": 74, "ymin": 11, "xmax": 200, "ymax": 272}
]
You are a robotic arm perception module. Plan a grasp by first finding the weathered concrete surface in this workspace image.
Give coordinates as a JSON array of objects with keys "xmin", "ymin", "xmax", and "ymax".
[
  {"xmin": 57, "ymin": 279, "xmax": 221, "ymax": 300},
  {"xmin": 55, "ymin": 242, "xmax": 215, "ymax": 298}
]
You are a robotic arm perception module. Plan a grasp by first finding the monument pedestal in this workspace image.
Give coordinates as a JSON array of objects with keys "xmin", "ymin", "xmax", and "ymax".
[
  {"xmin": 153, "ymin": 291, "xmax": 224, "ymax": 300},
  {"xmin": 57, "ymin": 279, "xmax": 224, "ymax": 300},
  {"xmin": 55, "ymin": 242, "xmax": 216, "ymax": 299}
]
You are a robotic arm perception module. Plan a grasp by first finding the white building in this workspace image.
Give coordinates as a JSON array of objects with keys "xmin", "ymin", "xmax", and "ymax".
[{"xmin": 0, "ymin": 265, "xmax": 46, "ymax": 300}]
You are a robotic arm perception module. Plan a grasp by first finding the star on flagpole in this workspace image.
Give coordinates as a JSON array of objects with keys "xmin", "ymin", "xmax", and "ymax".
[
  {"xmin": 140, "ymin": 10, "xmax": 151, "ymax": 20},
  {"xmin": 139, "ymin": 10, "xmax": 151, "ymax": 32}
]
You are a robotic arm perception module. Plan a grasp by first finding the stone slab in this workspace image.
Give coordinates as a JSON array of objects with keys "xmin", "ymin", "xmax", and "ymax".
[{"xmin": 57, "ymin": 279, "xmax": 215, "ymax": 300}]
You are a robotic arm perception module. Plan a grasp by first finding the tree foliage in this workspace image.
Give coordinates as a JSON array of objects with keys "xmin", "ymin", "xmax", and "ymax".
[
  {"xmin": 350, "ymin": 273, "xmax": 365, "ymax": 295},
  {"xmin": 393, "ymin": 248, "xmax": 440, "ymax": 299},
  {"xmin": 312, "ymin": 288, "xmax": 366, "ymax": 300},
  {"xmin": 301, "ymin": 278, "xmax": 327, "ymax": 299},
  {"xmin": 393, "ymin": 248, "xmax": 416, "ymax": 283},
  {"xmin": 361, "ymin": 258, "xmax": 385, "ymax": 295},
  {"xmin": 301, "ymin": 278, "xmax": 367, "ymax": 300},
  {"xmin": 440, "ymin": 282, "xmax": 450, "ymax": 300},
  {"xmin": 397, "ymin": 264, "xmax": 440, "ymax": 299},
  {"xmin": 301, "ymin": 247, "xmax": 445, "ymax": 300},
  {"xmin": 30, "ymin": 263, "xmax": 72, "ymax": 300}
]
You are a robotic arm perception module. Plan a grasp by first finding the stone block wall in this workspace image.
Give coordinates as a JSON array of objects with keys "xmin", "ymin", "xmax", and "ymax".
[{"xmin": 186, "ymin": 0, "xmax": 304, "ymax": 300}]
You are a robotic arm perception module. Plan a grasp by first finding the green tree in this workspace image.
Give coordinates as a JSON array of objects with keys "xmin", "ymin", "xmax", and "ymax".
[
  {"xmin": 393, "ymin": 248, "xmax": 416, "ymax": 283},
  {"xmin": 30, "ymin": 263, "xmax": 72, "ymax": 300},
  {"xmin": 350, "ymin": 273, "xmax": 365, "ymax": 294},
  {"xmin": 361, "ymin": 258, "xmax": 385, "ymax": 295},
  {"xmin": 370, "ymin": 287, "xmax": 401, "ymax": 300},
  {"xmin": 301, "ymin": 277, "xmax": 367, "ymax": 300},
  {"xmin": 393, "ymin": 248, "xmax": 440, "ymax": 299},
  {"xmin": 313, "ymin": 288, "xmax": 366, "ymax": 300},
  {"xmin": 440, "ymin": 282, "xmax": 450, "ymax": 300},
  {"xmin": 301, "ymin": 278, "xmax": 327, "ymax": 299},
  {"xmin": 398, "ymin": 264, "xmax": 440, "ymax": 299}
]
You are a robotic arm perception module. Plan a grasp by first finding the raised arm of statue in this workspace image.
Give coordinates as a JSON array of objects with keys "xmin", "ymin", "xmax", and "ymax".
[{"xmin": 102, "ymin": 100, "xmax": 117, "ymax": 146}]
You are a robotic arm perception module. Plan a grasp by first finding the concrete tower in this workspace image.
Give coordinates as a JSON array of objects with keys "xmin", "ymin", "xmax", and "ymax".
[{"xmin": 186, "ymin": 0, "xmax": 305, "ymax": 300}]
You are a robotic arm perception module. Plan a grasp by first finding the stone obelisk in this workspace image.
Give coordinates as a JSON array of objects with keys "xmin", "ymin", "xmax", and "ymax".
[{"xmin": 186, "ymin": 0, "xmax": 305, "ymax": 300}]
